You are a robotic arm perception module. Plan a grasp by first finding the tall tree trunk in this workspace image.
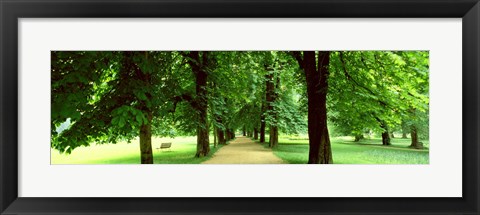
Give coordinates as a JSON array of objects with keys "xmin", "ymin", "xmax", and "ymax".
[
  {"xmin": 195, "ymin": 69, "xmax": 210, "ymax": 156},
  {"xmin": 260, "ymin": 72, "xmax": 271, "ymax": 143},
  {"xmin": 253, "ymin": 127, "xmax": 259, "ymax": 140},
  {"xmin": 243, "ymin": 126, "xmax": 246, "ymax": 136},
  {"xmin": 213, "ymin": 126, "xmax": 217, "ymax": 148},
  {"xmin": 390, "ymin": 132, "xmax": 395, "ymax": 138},
  {"xmin": 125, "ymin": 51, "xmax": 154, "ymax": 164},
  {"xmin": 410, "ymin": 125, "xmax": 422, "ymax": 149},
  {"xmin": 217, "ymin": 127, "xmax": 226, "ymax": 144},
  {"xmin": 269, "ymin": 127, "xmax": 278, "ymax": 148},
  {"xmin": 226, "ymin": 129, "xmax": 234, "ymax": 140},
  {"xmin": 260, "ymin": 110, "xmax": 266, "ymax": 142},
  {"xmin": 195, "ymin": 70, "xmax": 209, "ymax": 156},
  {"xmin": 188, "ymin": 51, "xmax": 210, "ymax": 157},
  {"xmin": 402, "ymin": 131, "xmax": 407, "ymax": 138},
  {"xmin": 139, "ymin": 112, "xmax": 153, "ymax": 164},
  {"xmin": 215, "ymin": 117, "xmax": 226, "ymax": 144},
  {"xmin": 268, "ymin": 72, "xmax": 280, "ymax": 148},
  {"xmin": 293, "ymin": 51, "xmax": 333, "ymax": 164}
]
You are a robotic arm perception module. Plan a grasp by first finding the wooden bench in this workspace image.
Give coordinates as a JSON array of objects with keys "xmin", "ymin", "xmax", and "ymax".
[{"xmin": 156, "ymin": 142, "xmax": 172, "ymax": 151}]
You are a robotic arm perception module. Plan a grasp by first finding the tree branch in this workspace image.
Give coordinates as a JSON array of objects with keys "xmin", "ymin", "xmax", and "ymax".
[
  {"xmin": 171, "ymin": 94, "xmax": 197, "ymax": 113},
  {"xmin": 289, "ymin": 51, "xmax": 305, "ymax": 70},
  {"xmin": 339, "ymin": 52, "xmax": 390, "ymax": 108}
]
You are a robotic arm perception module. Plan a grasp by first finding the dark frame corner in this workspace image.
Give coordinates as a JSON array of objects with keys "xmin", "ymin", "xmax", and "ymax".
[{"xmin": 1, "ymin": 0, "xmax": 479, "ymax": 214}]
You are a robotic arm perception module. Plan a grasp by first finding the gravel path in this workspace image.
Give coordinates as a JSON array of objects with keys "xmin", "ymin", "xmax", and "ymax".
[{"xmin": 202, "ymin": 136, "xmax": 285, "ymax": 164}]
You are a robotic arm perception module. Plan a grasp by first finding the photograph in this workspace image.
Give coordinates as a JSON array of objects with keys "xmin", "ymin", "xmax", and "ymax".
[
  {"xmin": 2, "ymin": 0, "xmax": 478, "ymax": 213},
  {"xmin": 51, "ymin": 51, "xmax": 429, "ymax": 164}
]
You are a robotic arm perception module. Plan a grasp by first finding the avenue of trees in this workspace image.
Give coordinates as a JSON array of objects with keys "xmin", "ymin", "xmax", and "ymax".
[{"xmin": 51, "ymin": 51, "xmax": 429, "ymax": 164}]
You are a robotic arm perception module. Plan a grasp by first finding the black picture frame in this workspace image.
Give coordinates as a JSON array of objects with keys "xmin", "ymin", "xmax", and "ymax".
[{"xmin": 1, "ymin": 0, "xmax": 479, "ymax": 214}]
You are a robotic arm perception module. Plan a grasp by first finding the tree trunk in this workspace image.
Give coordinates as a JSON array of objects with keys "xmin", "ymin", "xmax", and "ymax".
[
  {"xmin": 402, "ymin": 131, "xmax": 407, "ymax": 138},
  {"xmin": 294, "ymin": 51, "xmax": 333, "ymax": 164},
  {"xmin": 215, "ymin": 117, "xmax": 226, "ymax": 145},
  {"xmin": 269, "ymin": 72, "xmax": 281, "ymax": 148},
  {"xmin": 213, "ymin": 126, "xmax": 217, "ymax": 148},
  {"xmin": 217, "ymin": 127, "xmax": 226, "ymax": 144},
  {"xmin": 265, "ymin": 66, "xmax": 279, "ymax": 148},
  {"xmin": 243, "ymin": 126, "xmax": 246, "ymax": 136},
  {"xmin": 253, "ymin": 127, "xmax": 259, "ymax": 140},
  {"xmin": 354, "ymin": 134, "xmax": 364, "ymax": 142},
  {"xmin": 260, "ymin": 72, "xmax": 270, "ymax": 143},
  {"xmin": 260, "ymin": 111, "xmax": 266, "ymax": 142},
  {"xmin": 196, "ymin": 122, "xmax": 210, "ymax": 157},
  {"xmin": 188, "ymin": 51, "xmax": 210, "ymax": 157},
  {"xmin": 195, "ymin": 70, "xmax": 210, "ymax": 157},
  {"xmin": 379, "ymin": 122, "xmax": 391, "ymax": 146},
  {"xmin": 381, "ymin": 131, "xmax": 391, "ymax": 145},
  {"xmin": 123, "ymin": 52, "xmax": 154, "ymax": 164},
  {"xmin": 226, "ymin": 129, "xmax": 234, "ymax": 140},
  {"xmin": 410, "ymin": 125, "xmax": 423, "ymax": 149},
  {"xmin": 376, "ymin": 118, "xmax": 391, "ymax": 146},
  {"xmin": 269, "ymin": 126, "xmax": 278, "ymax": 148},
  {"xmin": 390, "ymin": 132, "xmax": 395, "ymax": 138},
  {"xmin": 139, "ymin": 113, "xmax": 153, "ymax": 164}
]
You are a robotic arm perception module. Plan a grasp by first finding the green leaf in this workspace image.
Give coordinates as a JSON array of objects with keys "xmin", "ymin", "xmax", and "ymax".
[
  {"xmin": 118, "ymin": 117, "xmax": 126, "ymax": 128},
  {"xmin": 136, "ymin": 114, "xmax": 143, "ymax": 125}
]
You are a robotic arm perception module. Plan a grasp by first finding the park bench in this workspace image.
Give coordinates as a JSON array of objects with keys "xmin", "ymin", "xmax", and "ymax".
[{"xmin": 156, "ymin": 142, "xmax": 172, "ymax": 151}]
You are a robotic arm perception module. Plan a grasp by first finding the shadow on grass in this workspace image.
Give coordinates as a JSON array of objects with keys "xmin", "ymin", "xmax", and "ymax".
[
  {"xmin": 274, "ymin": 145, "xmax": 308, "ymax": 154},
  {"xmin": 83, "ymin": 144, "xmax": 225, "ymax": 164},
  {"xmin": 267, "ymin": 139, "xmax": 429, "ymax": 164},
  {"xmin": 335, "ymin": 140, "xmax": 429, "ymax": 152}
]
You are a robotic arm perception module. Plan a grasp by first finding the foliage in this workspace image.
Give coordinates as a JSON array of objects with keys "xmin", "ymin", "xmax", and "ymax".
[
  {"xmin": 51, "ymin": 50, "xmax": 429, "ymax": 162},
  {"xmin": 270, "ymin": 136, "xmax": 429, "ymax": 164},
  {"xmin": 328, "ymin": 51, "xmax": 429, "ymax": 138}
]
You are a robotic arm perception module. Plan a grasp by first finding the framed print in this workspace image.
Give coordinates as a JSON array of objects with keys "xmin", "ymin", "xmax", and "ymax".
[{"xmin": 1, "ymin": 0, "xmax": 479, "ymax": 214}]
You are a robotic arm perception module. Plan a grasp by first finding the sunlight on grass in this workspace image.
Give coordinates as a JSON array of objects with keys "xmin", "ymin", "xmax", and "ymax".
[
  {"xmin": 52, "ymin": 135, "xmax": 429, "ymax": 164},
  {"xmin": 270, "ymin": 136, "xmax": 429, "ymax": 164},
  {"xmin": 51, "ymin": 136, "xmax": 223, "ymax": 164}
]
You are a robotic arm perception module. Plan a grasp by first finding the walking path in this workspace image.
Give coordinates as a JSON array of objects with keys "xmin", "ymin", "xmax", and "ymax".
[{"xmin": 202, "ymin": 136, "xmax": 285, "ymax": 164}]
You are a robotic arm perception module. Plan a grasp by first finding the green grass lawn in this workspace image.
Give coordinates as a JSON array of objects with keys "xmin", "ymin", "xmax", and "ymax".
[
  {"xmin": 51, "ymin": 136, "xmax": 224, "ymax": 164},
  {"xmin": 262, "ymin": 135, "xmax": 429, "ymax": 164},
  {"xmin": 52, "ymin": 135, "xmax": 429, "ymax": 164}
]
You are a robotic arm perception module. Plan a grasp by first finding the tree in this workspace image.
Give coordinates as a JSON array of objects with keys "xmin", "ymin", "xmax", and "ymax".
[
  {"xmin": 265, "ymin": 64, "xmax": 278, "ymax": 147},
  {"xmin": 327, "ymin": 51, "xmax": 428, "ymax": 148},
  {"xmin": 52, "ymin": 51, "xmax": 178, "ymax": 164},
  {"xmin": 52, "ymin": 50, "xmax": 429, "ymax": 165},
  {"xmin": 292, "ymin": 51, "xmax": 333, "ymax": 164},
  {"xmin": 183, "ymin": 51, "xmax": 214, "ymax": 157}
]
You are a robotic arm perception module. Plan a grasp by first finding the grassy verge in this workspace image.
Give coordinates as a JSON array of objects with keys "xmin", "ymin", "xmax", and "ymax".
[
  {"xmin": 51, "ymin": 136, "xmax": 225, "ymax": 164},
  {"xmin": 258, "ymin": 136, "xmax": 429, "ymax": 164}
]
